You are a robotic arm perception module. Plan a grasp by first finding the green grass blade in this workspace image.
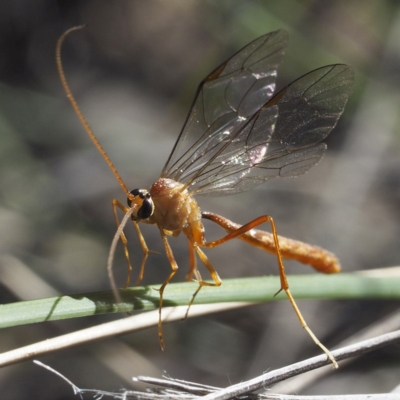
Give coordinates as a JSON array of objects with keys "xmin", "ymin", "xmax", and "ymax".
[{"xmin": 1, "ymin": 273, "xmax": 399, "ymax": 329}]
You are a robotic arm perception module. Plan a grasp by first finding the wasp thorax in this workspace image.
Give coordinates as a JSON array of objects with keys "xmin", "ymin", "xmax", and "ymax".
[{"xmin": 127, "ymin": 188, "xmax": 154, "ymax": 221}]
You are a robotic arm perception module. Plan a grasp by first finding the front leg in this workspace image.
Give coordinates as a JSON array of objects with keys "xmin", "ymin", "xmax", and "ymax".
[{"xmin": 112, "ymin": 199, "xmax": 150, "ymax": 287}]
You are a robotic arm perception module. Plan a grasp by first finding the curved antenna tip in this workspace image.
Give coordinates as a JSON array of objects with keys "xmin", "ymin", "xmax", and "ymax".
[{"xmin": 56, "ymin": 25, "xmax": 130, "ymax": 196}]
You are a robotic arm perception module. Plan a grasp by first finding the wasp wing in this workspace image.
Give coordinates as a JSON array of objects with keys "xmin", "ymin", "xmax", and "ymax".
[
  {"xmin": 189, "ymin": 64, "xmax": 355, "ymax": 195},
  {"xmin": 161, "ymin": 30, "xmax": 289, "ymax": 181}
]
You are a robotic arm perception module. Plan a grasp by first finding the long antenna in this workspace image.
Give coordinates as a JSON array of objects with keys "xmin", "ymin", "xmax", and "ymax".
[{"xmin": 56, "ymin": 26, "xmax": 130, "ymax": 196}]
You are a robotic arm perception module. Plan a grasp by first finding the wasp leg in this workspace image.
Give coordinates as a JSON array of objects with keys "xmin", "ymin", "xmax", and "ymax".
[
  {"xmin": 186, "ymin": 239, "xmax": 197, "ymax": 281},
  {"xmin": 112, "ymin": 199, "xmax": 150, "ymax": 288},
  {"xmin": 184, "ymin": 242, "xmax": 222, "ymax": 319},
  {"xmin": 202, "ymin": 211, "xmax": 341, "ymax": 274},
  {"xmin": 201, "ymin": 214, "xmax": 338, "ymax": 369},
  {"xmin": 157, "ymin": 229, "xmax": 179, "ymax": 350}
]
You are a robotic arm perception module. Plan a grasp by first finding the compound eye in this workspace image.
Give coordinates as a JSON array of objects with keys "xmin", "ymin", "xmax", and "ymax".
[
  {"xmin": 127, "ymin": 189, "xmax": 154, "ymax": 220},
  {"xmin": 137, "ymin": 194, "xmax": 154, "ymax": 220}
]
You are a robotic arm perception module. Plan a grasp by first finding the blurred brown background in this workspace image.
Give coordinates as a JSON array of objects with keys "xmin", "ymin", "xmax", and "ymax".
[{"xmin": 0, "ymin": 1, "xmax": 400, "ymax": 398}]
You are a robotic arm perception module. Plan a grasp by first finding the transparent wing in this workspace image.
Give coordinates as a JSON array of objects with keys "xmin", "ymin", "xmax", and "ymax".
[
  {"xmin": 190, "ymin": 64, "xmax": 354, "ymax": 196},
  {"xmin": 161, "ymin": 30, "xmax": 289, "ymax": 181}
]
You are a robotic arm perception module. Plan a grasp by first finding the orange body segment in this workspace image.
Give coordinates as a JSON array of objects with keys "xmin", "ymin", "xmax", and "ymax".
[{"xmin": 202, "ymin": 211, "xmax": 341, "ymax": 274}]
